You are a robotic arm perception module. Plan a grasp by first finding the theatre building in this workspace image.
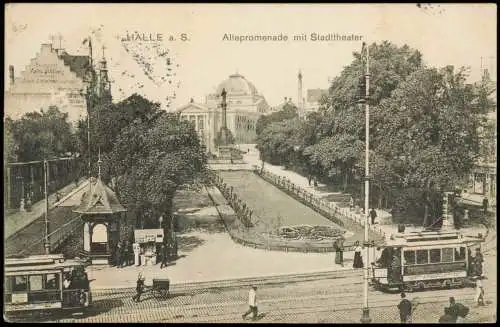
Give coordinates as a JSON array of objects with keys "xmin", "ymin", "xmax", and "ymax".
[{"xmin": 177, "ymin": 73, "xmax": 270, "ymax": 154}]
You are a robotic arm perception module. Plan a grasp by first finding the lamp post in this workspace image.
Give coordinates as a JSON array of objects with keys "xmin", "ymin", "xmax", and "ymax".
[
  {"xmin": 159, "ymin": 215, "xmax": 164, "ymax": 229},
  {"xmin": 44, "ymin": 159, "xmax": 50, "ymax": 254},
  {"xmin": 360, "ymin": 42, "xmax": 372, "ymax": 323}
]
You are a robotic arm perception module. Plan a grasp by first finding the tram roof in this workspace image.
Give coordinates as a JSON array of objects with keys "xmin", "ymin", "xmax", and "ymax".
[
  {"xmin": 5, "ymin": 254, "xmax": 86, "ymax": 274},
  {"xmin": 383, "ymin": 230, "xmax": 483, "ymax": 248}
]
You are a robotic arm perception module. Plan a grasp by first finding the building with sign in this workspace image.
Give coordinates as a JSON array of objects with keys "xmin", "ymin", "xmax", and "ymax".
[
  {"xmin": 177, "ymin": 73, "xmax": 270, "ymax": 154},
  {"xmin": 134, "ymin": 229, "xmax": 164, "ymax": 266},
  {"xmin": 5, "ymin": 41, "xmax": 110, "ymax": 124}
]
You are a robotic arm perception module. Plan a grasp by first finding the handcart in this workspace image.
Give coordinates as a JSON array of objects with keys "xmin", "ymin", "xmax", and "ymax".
[{"xmin": 151, "ymin": 278, "xmax": 170, "ymax": 299}]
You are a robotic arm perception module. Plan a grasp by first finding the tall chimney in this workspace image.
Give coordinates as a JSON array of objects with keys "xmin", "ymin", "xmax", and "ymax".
[{"xmin": 9, "ymin": 65, "xmax": 15, "ymax": 86}]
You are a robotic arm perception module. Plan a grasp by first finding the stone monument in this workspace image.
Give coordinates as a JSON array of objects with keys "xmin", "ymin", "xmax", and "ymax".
[{"xmin": 217, "ymin": 88, "xmax": 243, "ymax": 162}]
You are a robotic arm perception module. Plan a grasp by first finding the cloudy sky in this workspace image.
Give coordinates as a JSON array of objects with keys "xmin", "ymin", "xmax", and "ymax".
[{"xmin": 5, "ymin": 3, "xmax": 497, "ymax": 109}]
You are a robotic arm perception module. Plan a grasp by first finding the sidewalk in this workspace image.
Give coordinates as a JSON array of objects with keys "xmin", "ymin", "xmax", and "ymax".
[
  {"xmin": 242, "ymin": 145, "xmax": 490, "ymax": 242},
  {"xmin": 87, "ymin": 230, "xmax": 357, "ymax": 289},
  {"xmin": 5, "ymin": 177, "xmax": 87, "ymax": 239}
]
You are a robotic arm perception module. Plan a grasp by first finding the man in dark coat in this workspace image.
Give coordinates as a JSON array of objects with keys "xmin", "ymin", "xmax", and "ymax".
[
  {"xmin": 122, "ymin": 241, "xmax": 129, "ymax": 267},
  {"xmin": 160, "ymin": 244, "xmax": 168, "ymax": 269},
  {"xmin": 397, "ymin": 292, "xmax": 412, "ymax": 323},
  {"xmin": 370, "ymin": 208, "xmax": 377, "ymax": 225},
  {"xmin": 132, "ymin": 273, "xmax": 145, "ymax": 302}
]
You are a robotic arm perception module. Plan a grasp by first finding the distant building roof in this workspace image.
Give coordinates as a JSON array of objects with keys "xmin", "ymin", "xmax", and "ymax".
[
  {"xmin": 307, "ymin": 89, "xmax": 328, "ymax": 103},
  {"xmin": 59, "ymin": 52, "xmax": 92, "ymax": 80}
]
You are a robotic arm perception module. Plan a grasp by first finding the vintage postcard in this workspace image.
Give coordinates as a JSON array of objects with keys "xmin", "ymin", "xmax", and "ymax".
[{"xmin": 4, "ymin": 3, "xmax": 496, "ymax": 323}]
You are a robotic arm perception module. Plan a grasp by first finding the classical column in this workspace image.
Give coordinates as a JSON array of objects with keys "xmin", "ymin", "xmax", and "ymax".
[{"xmin": 83, "ymin": 221, "xmax": 91, "ymax": 251}]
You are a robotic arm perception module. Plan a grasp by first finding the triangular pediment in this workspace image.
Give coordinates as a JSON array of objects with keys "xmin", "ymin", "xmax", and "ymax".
[{"xmin": 176, "ymin": 102, "xmax": 211, "ymax": 113}]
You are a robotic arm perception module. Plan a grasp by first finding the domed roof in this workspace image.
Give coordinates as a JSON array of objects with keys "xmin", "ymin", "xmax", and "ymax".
[{"xmin": 216, "ymin": 73, "xmax": 258, "ymax": 96}]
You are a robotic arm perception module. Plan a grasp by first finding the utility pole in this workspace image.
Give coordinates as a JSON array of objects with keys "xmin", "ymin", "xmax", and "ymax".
[
  {"xmin": 44, "ymin": 159, "xmax": 50, "ymax": 254},
  {"xmin": 360, "ymin": 41, "xmax": 372, "ymax": 323}
]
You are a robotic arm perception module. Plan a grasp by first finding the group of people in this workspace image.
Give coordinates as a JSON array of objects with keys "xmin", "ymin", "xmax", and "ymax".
[
  {"xmin": 114, "ymin": 240, "xmax": 133, "ymax": 268},
  {"xmin": 374, "ymin": 247, "xmax": 402, "ymax": 283},
  {"xmin": 62, "ymin": 268, "xmax": 90, "ymax": 306},
  {"xmin": 348, "ymin": 197, "xmax": 378, "ymax": 225}
]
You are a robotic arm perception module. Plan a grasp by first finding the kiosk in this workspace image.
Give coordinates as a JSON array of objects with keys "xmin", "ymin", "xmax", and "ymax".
[{"xmin": 134, "ymin": 229, "xmax": 164, "ymax": 266}]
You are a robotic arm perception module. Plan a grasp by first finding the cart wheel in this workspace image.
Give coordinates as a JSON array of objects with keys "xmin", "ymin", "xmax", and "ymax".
[{"xmin": 160, "ymin": 289, "xmax": 169, "ymax": 298}]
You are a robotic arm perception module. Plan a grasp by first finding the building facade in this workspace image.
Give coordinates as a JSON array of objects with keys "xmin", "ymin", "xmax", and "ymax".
[
  {"xmin": 467, "ymin": 68, "xmax": 497, "ymax": 208},
  {"xmin": 177, "ymin": 73, "xmax": 270, "ymax": 154},
  {"xmin": 5, "ymin": 41, "xmax": 108, "ymax": 124}
]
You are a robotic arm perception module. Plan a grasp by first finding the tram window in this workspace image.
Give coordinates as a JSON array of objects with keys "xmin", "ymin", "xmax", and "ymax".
[
  {"xmin": 430, "ymin": 249, "xmax": 441, "ymax": 263},
  {"xmin": 416, "ymin": 250, "xmax": 429, "ymax": 264},
  {"xmin": 29, "ymin": 275, "xmax": 43, "ymax": 291},
  {"xmin": 403, "ymin": 251, "xmax": 416, "ymax": 265},
  {"xmin": 13, "ymin": 276, "xmax": 28, "ymax": 292},
  {"xmin": 45, "ymin": 274, "xmax": 59, "ymax": 290},
  {"xmin": 455, "ymin": 247, "xmax": 466, "ymax": 261},
  {"xmin": 442, "ymin": 248, "xmax": 454, "ymax": 262}
]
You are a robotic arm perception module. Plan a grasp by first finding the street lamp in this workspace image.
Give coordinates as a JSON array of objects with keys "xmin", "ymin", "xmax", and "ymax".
[
  {"xmin": 44, "ymin": 159, "xmax": 50, "ymax": 254},
  {"xmin": 359, "ymin": 42, "xmax": 372, "ymax": 323}
]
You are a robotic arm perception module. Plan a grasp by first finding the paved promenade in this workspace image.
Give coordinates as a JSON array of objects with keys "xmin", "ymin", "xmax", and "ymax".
[
  {"xmin": 5, "ymin": 177, "xmax": 87, "ymax": 239},
  {"xmin": 241, "ymin": 145, "xmax": 491, "ymax": 243}
]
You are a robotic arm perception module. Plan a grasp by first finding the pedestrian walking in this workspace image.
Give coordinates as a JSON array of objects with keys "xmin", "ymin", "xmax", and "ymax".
[
  {"xmin": 242, "ymin": 286, "xmax": 258, "ymax": 320},
  {"xmin": 349, "ymin": 196, "xmax": 355, "ymax": 211},
  {"xmin": 482, "ymin": 198, "xmax": 488, "ymax": 215},
  {"xmin": 370, "ymin": 208, "xmax": 377, "ymax": 225},
  {"xmin": 397, "ymin": 292, "xmax": 412, "ymax": 323},
  {"xmin": 132, "ymin": 272, "xmax": 145, "ymax": 302},
  {"xmin": 339, "ymin": 237, "xmax": 345, "ymax": 266},
  {"xmin": 353, "ymin": 241, "xmax": 364, "ymax": 268},
  {"xmin": 333, "ymin": 240, "xmax": 341, "ymax": 264},
  {"xmin": 160, "ymin": 244, "xmax": 168, "ymax": 269},
  {"xmin": 475, "ymin": 278, "xmax": 485, "ymax": 306}
]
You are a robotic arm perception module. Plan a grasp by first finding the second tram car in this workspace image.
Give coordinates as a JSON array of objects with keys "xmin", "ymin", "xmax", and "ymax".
[
  {"xmin": 4, "ymin": 254, "xmax": 92, "ymax": 318},
  {"xmin": 371, "ymin": 229, "xmax": 485, "ymax": 292}
]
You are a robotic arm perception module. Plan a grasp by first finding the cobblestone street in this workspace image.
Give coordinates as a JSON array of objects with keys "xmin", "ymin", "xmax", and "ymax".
[{"xmin": 45, "ymin": 269, "xmax": 495, "ymax": 323}]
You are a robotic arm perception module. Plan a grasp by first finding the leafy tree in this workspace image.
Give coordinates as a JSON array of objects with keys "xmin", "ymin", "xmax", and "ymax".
[
  {"xmin": 301, "ymin": 42, "xmax": 424, "ymax": 194},
  {"xmin": 76, "ymin": 93, "xmax": 161, "ymax": 176},
  {"xmin": 372, "ymin": 66, "xmax": 482, "ymax": 225},
  {"xmin": 255, "ymin": 102, "xmax": 298, "ymax": 136},
  {"xmin": 104, "ymin": 110, "xmax": 207, "ymax": 229},
  {"xmin": 4, "ymin": 118, "xmax": 18, "ymax": 163},
  {"xmin": 256, "ymin": 117, "xmax": 302, "ymax": 166},
  {"xmin": 7, "ymin": 106, "xmax": 76, "ymax": 162}
]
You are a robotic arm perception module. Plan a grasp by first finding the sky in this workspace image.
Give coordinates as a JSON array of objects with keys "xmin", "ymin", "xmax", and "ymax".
[{"xmin": 5, "ymin": 3, "xmax": 497, "ymax": 110}]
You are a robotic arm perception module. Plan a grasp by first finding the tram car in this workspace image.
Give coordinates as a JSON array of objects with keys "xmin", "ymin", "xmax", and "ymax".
[
  {"xmin": 4, "ymin": 254, "xmax": 92, "ymax": 317},
  {"xmin": 370, "ymin": 229, "xmax": 485, "ymax": 292}
]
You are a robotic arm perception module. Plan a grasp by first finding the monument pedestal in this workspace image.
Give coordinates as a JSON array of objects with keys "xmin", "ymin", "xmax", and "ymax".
[{"xmin": 217, "ymin": 145, "xmax": 243, "ymax": 162}]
